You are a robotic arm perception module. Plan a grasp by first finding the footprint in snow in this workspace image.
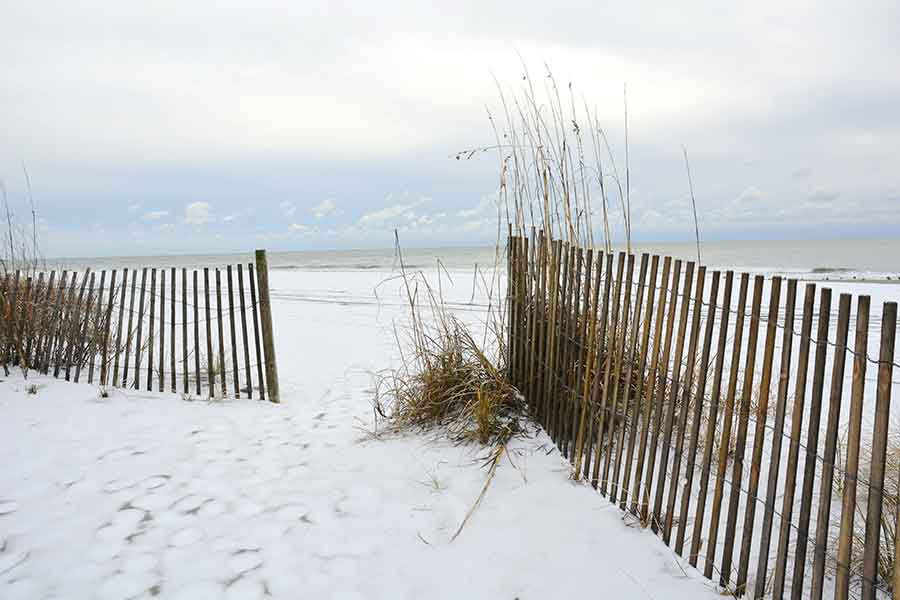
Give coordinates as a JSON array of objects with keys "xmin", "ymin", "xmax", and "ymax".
[
  {"xmin": 0, "ymin": 500, "xmax": 17, "ymax": 515},
  {"xmin": 96, "ymin": 571, "xmax": 158, "ymax": 600},
  {"xmin": 142, "ymin": 475, "xmax": 170, "ymax": 490},
  {"xmin": 0, "ymin": 550, "xmax": 29, "ymax": 576},
  {"xmin": 172, "ymin": 495, "xmax": 208, "ymax": 514},
  {"xmin": 229, "ymin": 550, "xmax": 263, "ymax": 574},
  {"xmin": 103, "ymin": 478, "xmax": 140, "ymax": 493}
]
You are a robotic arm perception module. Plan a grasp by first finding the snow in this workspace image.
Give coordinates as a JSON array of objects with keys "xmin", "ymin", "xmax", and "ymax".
[{"xmin": 1, "ymin": 267, "xmax": 730, "ymax": 599}]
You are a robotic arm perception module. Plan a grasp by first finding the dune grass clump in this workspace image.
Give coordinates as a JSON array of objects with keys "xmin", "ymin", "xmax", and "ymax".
[
  {"xmin": 372, "ymin": 232, "xmax": 525, "ymax": 451},
  {"xmin": 375, "ymin": 316, "xmax": 525, "ymax": 448},
  {"xmin": 834, "ymin": 431, "xmax": 900, "ymax": 594}
]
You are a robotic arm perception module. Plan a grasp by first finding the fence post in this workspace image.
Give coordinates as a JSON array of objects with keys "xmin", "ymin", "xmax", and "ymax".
[
  {"xmin": 834, "ymin": 295, "xmax": 869, "ymax": 600},
  {"xmin": 255, "ymin": 249, "xmax": 280, "ymax": 403}
]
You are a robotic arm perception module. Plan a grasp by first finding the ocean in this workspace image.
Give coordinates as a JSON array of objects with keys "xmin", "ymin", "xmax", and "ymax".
[{"xmin": 47, "ymin": 238, "xmax": 900, "ymax": 283}]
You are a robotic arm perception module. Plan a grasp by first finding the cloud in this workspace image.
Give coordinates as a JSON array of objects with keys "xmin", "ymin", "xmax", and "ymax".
[
  {"xmin": 280, "ymin": 201, "xmax": 297, "ymax": 218},
  {"xmin": 141, "ymin": 210, "xmax": 168, "ymax": 221},
  {"xmin": 736, "ymin": 186, "xmax": 765, "ymax": 206},
  {"xmin": 311, "ymin": 199, "xmax": 340, "ymax": 218},
  {"xmin": 6, "ymin": 2, "xmax": 900, "ymax": 254},
  {"xmin": 184, "ymin": 202, "xmax": 211, "ymax": 225},
  {"xmin": 457, "ymin": 196, "xmax": 497, "ymax": 218},
  {"xmin": 359, "ymin": 199, "xmax": 425, "ymax": 226},
  {"xmin": 460, "ymin": 218, "xmax": 492, "ymax": 232},
  {"xmin": 806, "ymin": 190, "xmax": 840, "ymax": 205},
  {"xmin": 288, "ymin": 223, "xmax": 307, "ymax": 232}
]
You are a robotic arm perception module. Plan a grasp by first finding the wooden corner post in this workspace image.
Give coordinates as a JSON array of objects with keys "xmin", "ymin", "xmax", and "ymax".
[{"xmin": 254, "ymin": 249, "xmax": 280, "ymax": 403}]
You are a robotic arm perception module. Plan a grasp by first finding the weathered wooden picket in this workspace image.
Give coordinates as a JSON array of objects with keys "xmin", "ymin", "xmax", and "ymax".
[
  {"xmin": 1, "ymin": 250, "xmax": 279, "ymax": 403},
  {"xmin": 507, "ymin": 230, "xmax": 898, "ymax": 599}
]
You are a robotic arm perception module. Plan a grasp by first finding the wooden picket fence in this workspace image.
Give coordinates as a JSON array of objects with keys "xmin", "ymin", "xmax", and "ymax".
[
  {"xmin": 507, "ymin": 230, "xmax": 899, "ymax": 599},
  {"xmin": 1, "ymin": 249, "xmax": 280, "ymax": 403}
]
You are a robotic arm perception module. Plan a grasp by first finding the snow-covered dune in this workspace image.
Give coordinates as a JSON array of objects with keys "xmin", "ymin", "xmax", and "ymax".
[{"xmin": 0, "ymin": 268, "xmax": 723, "ymax": 599}]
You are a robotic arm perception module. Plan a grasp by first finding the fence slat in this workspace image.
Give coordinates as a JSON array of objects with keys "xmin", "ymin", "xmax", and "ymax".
[
  {"xmin": 721, "ymin": 275, "xmax": 765, "ymax": 589},
  {"xmin": 529, "ymin": 231, "xmax": 545, "ymax": 412},
  {"xmin": 249, "ymin": 263, "xmax": 265, "ymax": 400},
  {"xmin": 507, "ymin": 234, "xmax": 517, "ymax": 384},
  {"xmin": 204, "ymin": 268, "xmax": 214, "ymax": 397},
  {"xmin": 111, "ymin": 269, "xmax": 127, "ymax": 386},
  {"xmin": 170, "ymin": 267, "xmax": 176, "ymax": 392},
  {"xmin": 790, "ymin": 287, "xmax": 832, "ymax": 598},
  {"xmin": 736, "ymin": 277, "xmax": 783, "ymax": 594},
  {"xmin": 159, "ymin": 268, "xmax": 165, "ymax": 392},
  {"xmin": 631, "ymin": 256, "xmax": 670, "ymax": 518},
  {"xmin": 181, "ymin": 269, "xmax": 188, "ymax": 394},
  {"xmin": 147, "ymin": 269, "xmax": 156, "ymax": 391},
  {"xmin": 511, "ymin": 236, "xmax": 523, "ymax": 393},
  {"xmin": 216, "ymin": 268, "xmax": 227, "ymax": 397},
  {"xmin": 193, "ymin": 270, "xmax": 201, "ymax": 396},
  {"xmin": 753, "ymin": 278, "xmax": 799, "ymax": 598},
  {"xmin": 133, "ymin": 268, "xmax": 147, "ymax": 390},
  {"xmin": 551, "ymin": 243, "xmax": 574, "ymax": 446},
  {"xmin": 861, "ymin": 301, "xmax": 897, "ymax": 600},
  {"xmin": 536, "ymin": 235, "xmax": 551, "ymax": 418},
  {"xmin": 539, "ymin": 240, "xmax": 561, "ymax": 425},
  {"xmin": 122, "ymin": 271, "xmax": 138, "ymax": 386},
  {"xmin": 45, "ymin": 271, "xmax": 69, "ymax": 375},
  {"xmin": 534, "ymin": 230, "xmax": 547, "ymax": 409},
  {"xmin": 619, "ymin": 254, "xmax": 656, "ymax": 508},
  {"xmin": 588, "ymin": 252, "xmax": 614, "ymax": 487},
  {"xmin": 39, "ymin": 272, "xmax": 58, "ymax": 371},
  {"xmin": 86, "ymin": 270, "xmax": 106, "ymax": 383},
  {"xmin": 520, "ymin": 237, "xmax": 531, "ymax": 397},
  {"xmin": 28, "ymin": 272, "xmax": 43, "ymax": 371},
  {"xmin": 554, "ymin": 244, "xmax": 575, "ymax": 451},
  {"xmin": 31, "ymin": 272, "xmax": 52, "ymax": 369},
  {"xmin": 516, "ymin": 237, "xmax": 529, "ymax": 395},
  {"xmin": 642, "ymin": 259, "xmax": 682, "ymax": 518},
  {"xmin": 73, "ymin": 272, "xmax": 96, "ymax": 383},
  {"xmin": 603, "ymin": 252, "xmax": 636, "ymax": 498},
  {"xmin": 772, "ymin": 283, "xmax": 817, "ymax": 599},
  {"xmin": 52, "ymin": 271, "xmax": 71, "ymax": 377},
  {"xmin": 595, "ymin": 252, "xmax": 626, "ymax": 494},
  {"xmin": 675, "ymin": 269, "xmax": 720, "ymax": 555},
  {"xmin": 227, "ymin": 265, "xmax": 239, "ymax": 398},
  {"xmin": 809, "ymin": 293, "xmax": 851, "ymax": 600},
  {"xmin": 563, "ymin": 244, "xmax": 581, "ymax": 450},
  {"xmin": 65, "ymin": 271, "xmax": 90, "ymax": 381},
  {"xmin": 576, "ymin": 249, "xmax": 598, "ymax": 474},
  {"xmin": 20, "ymin": 276, "xmax": 34, "ymax": 369},
  {"xmin": 652, "ymin": 261, "xmax": 694, "ymax": 533},
  {"xmin": 612, "ymin": 253, "xmax": 649, "ymax": 506},
  {"xmin": 237, "ymin": 264, "xmax": 252, "ymax": 399},
  {"xmin": 0, "ymin": 274, "xmax": 8, "ymax": 370},
  {"xmin": 690, "ymin": 270, "xmax": 734, "ymax": 566},
  {"xmin": 663, "ymin": 264, "xmax": 706, "ymax": 544},
  {"xmin": 99, "ymin": 270, "xmax": 116, "ymax": 386},
  {"xmin": 9, "ymin": 271, "xmax": 20, "ymax": 368},
  {"xmin": 834, "ymin": 295, "xmax": 870, "ymax": 600},
  {"xmin": 705, "ymin": 272, "xmax": 749, "ymax": 580}
]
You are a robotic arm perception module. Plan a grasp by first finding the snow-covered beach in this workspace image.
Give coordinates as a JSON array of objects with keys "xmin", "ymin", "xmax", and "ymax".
[{"xmin": 1, "ymin": 266, "xmax": 728, "ymax": 599}]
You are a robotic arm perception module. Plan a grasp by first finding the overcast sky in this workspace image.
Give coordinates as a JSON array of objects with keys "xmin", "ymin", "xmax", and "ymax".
[{"xmin": 3, "ymin": 1, "xmax": 899, "ymax": 257}]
